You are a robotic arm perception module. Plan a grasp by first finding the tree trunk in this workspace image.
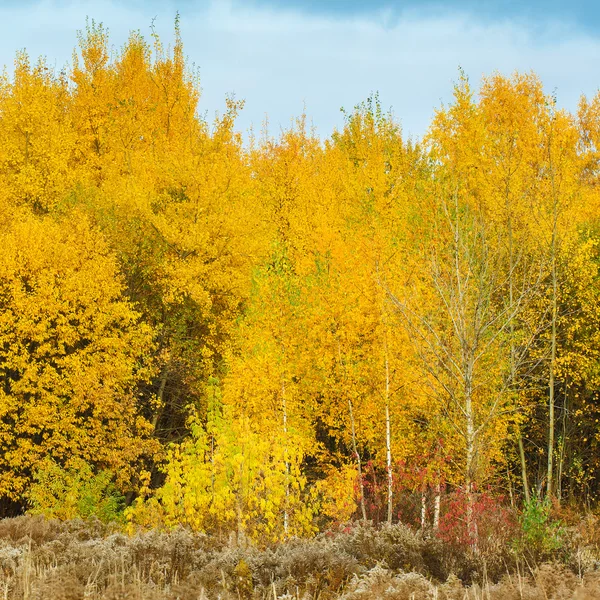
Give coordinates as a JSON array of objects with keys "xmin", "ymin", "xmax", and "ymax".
[
  {"xmin": 281, "ymin": 375, "xmax": 289, "ymax": 536},
  {"xmin": 384, "ymin": 334, "xmax": 393, "ymax": 524},
  {"xmin": 151, "ymin": 366, "xmax": 169, "ymax": 432},
  {"xmin": 506, "ymin": 190, "xmax": 531, "ymax": 505},
  {"xmin": 465, "ymin": 362, "xmax": 477, "ymax": 548},
  {"xmin": 547, "ymin": 204, "xmax": 558, "ymax": 499},
  {"xmin": 433, "ymin": 483, "xmax": 441, "ymax": 530},
  {"xmin": 557, "ymin": 387, "xmax": 568, "ymax": 502},
  {"xmin": 519, "ymin": 436, "xmax": 530, "ymax": 503},
  {"xmin": 349, "ymin": 397, "xmax": 367, "ymax": 521},
  {"xmin": 337, "ymin": 340, "xmax": 367, "ymax": 521},
  {"xmin": 547, "ymin": 127, "xmax": 560, "ymax": 501}
]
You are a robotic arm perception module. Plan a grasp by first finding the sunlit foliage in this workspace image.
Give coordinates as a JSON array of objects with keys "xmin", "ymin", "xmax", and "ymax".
[{"xmin": 1, "ymin": 19, "xmax": 600, "ymax": 537}]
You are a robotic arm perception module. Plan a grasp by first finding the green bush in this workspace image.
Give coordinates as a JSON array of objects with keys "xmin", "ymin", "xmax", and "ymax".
[
  {"xmin": 514, "ymin": 495, "xmax": 564, "ymax": 560},
  {"xmin": 27, "ymin": 458, "xmax": 125, "ymax": 523}
]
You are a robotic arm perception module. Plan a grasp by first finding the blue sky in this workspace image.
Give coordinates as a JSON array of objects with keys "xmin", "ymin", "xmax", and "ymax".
[
  {"xmin": 246, "ymin": 0, "xmax": 600, "ymax": 31},
  {"xmin": 0, "ymin": 0, "xmax": 598, "ymax": 140}
]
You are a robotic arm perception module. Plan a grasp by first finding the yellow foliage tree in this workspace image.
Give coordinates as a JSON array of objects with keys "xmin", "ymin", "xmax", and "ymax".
[
  {"xmin": 0, "ymin": 210, "xmax": 157, "ymax": 501},
  {"xmin": 0, "ymin": 52, "xmax": 75, "ymax": 212}
]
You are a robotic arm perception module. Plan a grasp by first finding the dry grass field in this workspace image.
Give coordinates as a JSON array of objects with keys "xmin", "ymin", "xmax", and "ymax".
[{"xmin": 0, "ymin": 516, "xmax": 599, "ymax": 599}]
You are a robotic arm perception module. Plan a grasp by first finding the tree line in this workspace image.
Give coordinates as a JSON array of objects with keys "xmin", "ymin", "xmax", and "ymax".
[{"xmin": 1, "ymin": 19, "xmax": 600, "ymax": 542}]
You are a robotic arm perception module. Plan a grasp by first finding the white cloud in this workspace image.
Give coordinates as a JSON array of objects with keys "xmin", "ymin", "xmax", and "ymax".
[{"xmin": 1, "ymin": 0, "xmax": 599, "ymax": 141}]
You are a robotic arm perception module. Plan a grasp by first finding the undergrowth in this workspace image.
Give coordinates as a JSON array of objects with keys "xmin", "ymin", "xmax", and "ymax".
[{"xmin": 0, "ymin": 515, "xmax": 599, "ymax": 599}]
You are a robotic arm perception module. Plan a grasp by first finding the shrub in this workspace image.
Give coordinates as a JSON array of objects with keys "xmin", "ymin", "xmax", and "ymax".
[
  {"xmin": 437, "ymin": 488, "xmax": 515, "ymax": 551},
  {"xmin": 27, "ymin": 458, "xmax": 125, "ymax": 523},
  {"xmin": 512, "ymin": 495, "xmax": 565, "ymax": 561}
]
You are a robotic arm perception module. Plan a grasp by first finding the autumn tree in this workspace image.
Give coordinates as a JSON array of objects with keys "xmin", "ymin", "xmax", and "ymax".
[
  {"xmin": 0, "ymin": 52, "xmax": 74, "ymax": 212},
  {"xmin": 0, "ymin": 210, "xmax": 157, "ymax": 505},
  {"xmin": 128, "ymin": 250, "xmax": 317, "ymax": 542},
  {"xmin": 68, "ymin": 22, "xmax": 264, "ymax": 447},
  {"xmin": 391, "ymin": 187, "xmax": 536, "ymax": 543},
  {"xmin": 428, "ymin": 72, "xmax": 585, "ymax": 503},
  {"xmin": 325, "ymin": 96, "xmax": 426, "ymax": 523},
  {"xmin": 3, "ymin": 13, "xmax": 600, "ymax": 527}
]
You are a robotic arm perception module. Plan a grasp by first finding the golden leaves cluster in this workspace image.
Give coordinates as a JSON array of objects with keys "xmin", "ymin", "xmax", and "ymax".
[{"xmin": 2, "ymin": 16, "xmax": 600, "ymax": 529}]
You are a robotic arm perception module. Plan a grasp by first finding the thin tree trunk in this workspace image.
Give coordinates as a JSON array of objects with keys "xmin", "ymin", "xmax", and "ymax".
[
  {"xmin": 236, "ymin": 498, "xmax": 243, "ymax": 545},
  {"xmin": 433, "ymin": 483, "xmax": 441, "ymax": 530},
  {"xmin": 377, "ymin": 258, "xmax": 394, "ymax": 525},
  {"xmin": 151, "ymin": 366, "xmax": 169, "ymax": 432},
  {"xmin": 452, "ymin": 194, "xmax": 477, "ymax": 548},
  {"xmin": 507, "ymin": 465, "xmax": 515, "ymax": 508},
  {"xmin": 506, "ymin": 186, "xmax": 531, "ymax": 505},
  {"xmin": 557, "ymin": 386, "xmax": 568, "ymax": 501},
  {"xmin": 465, "ymin": 362, "xmax": 477, "ymax": 548},
  {"xmin": 281, "ymin": 375, "xmax": 289, "ymax": 536},
  {"xmin": 384, "ymin": 333, "xmax": 393, "ymax": 524},
  {"xmin": 546, "ymin": 122, "xmax": 560, "ymax": 500},
  {"xmin": 519, "ymin": 436, "xmax": 530, "ymax": 503},
  {"xmin": 337, "ymin": 341, "xmax": 367, "ymax": 521},
  {"xmin": 236, "ymin": 451, "xmax": 244, "ymax": 545},
  {"xmin": 547, "ymin": 191, "xmax": 558, "ymax": 499},
  {"xmin": 349, "ymin": 396, "xmax": 367, "ymax": 521}
]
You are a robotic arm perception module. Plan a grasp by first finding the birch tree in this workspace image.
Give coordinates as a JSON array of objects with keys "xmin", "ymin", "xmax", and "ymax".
[{"xmin": 390, "ymin": 191, "xmax": 534, "ymax": 544}]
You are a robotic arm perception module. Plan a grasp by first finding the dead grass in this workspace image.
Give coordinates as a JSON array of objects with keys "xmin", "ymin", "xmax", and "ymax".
[{"xmin": 0, "ymin": 516, "xmax": 598, "ymax": 599}]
